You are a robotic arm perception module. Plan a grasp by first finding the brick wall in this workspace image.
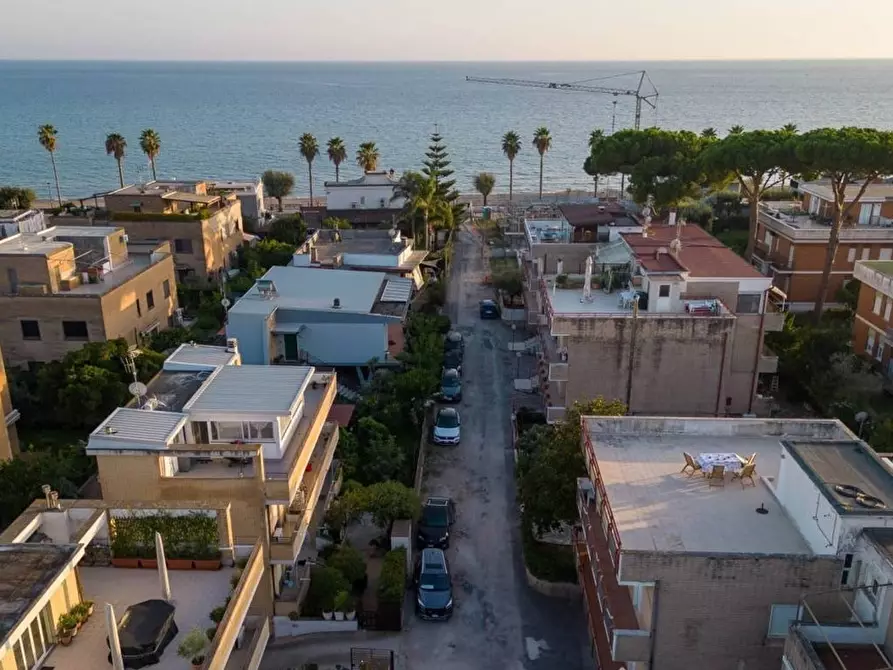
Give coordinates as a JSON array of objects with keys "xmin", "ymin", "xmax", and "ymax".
[{"xmin": 620, "ymin": 551, "xmax": 841, "ymax": 670}]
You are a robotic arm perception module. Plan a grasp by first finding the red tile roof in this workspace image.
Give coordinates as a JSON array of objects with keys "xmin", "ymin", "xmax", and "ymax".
[{"xmin": 622, "ymin": 224, "xmax": 762, "ymax": 279}]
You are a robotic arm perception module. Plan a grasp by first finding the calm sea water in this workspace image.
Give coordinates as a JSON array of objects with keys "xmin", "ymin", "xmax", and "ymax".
[{"xmin": 1, "ymin": 60, "xmax": 892, "ymax": 200}]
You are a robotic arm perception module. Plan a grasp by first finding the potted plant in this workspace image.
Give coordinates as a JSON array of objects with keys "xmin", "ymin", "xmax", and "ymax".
[
  {"xmin": 193, "ymin": 545, "xmax": 221, "ymax": 571},
  {"xmin": 166, "ymin": 544, "xmax": 194, "ymax": 570},
  {"xmin": 58, "ymin": 614, "xmax": 77, "ymax": 644},
  {"xmin": 344, "ymin": 595, "xmax": 356, "ymax": 621},
  {"xmin": 177, "ymin": 627, "xmax": 208, "ymax": 670},
  {"xmin": 209, "ymin": 605, "xmax": 226, "ymax": 626},
  {"xmin": 205, "ymin": 627, "xmax": 217, "ymax": 641},
  {"xmin": 83, "ymin": 600, "xmax": 95, "ymax": 617},
  {"xmin": 72, "ymin": 603, "xmax": 89, "ymax": 626},
  {"xmin": 333, "ymin": 591, "xmax": 348, "ymax": 621}
]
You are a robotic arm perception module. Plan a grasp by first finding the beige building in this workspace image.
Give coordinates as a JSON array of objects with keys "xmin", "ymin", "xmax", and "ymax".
[
  {"xmin": 523, "ymin": 221, "xmax": 786, "ymax": 421},
  {"xmin": 0, "ymin": 227, "xmax": 178, "ymax": 367},
  {"xmin": 575, "ymin": 415, "xmax": 893, "ymax": 670},
  {"xmin": 86, "ymin": 341, "xmax": 341, "ymax": 619},
  {"xmin": 0, "ymin": 497, "xmax": 273, "ymax": 670},
  {"xmin": 0, "ymin": 346, "xmax": 20, "ymax": 460},
  {"xmin": 55, "ymin": 180, "xmax": 244, "ymax": 282}
]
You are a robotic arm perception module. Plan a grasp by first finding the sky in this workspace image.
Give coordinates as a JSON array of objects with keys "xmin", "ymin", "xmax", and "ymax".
[{"xmin": 4, "ymin": 0, "xmax": 893, "ymax": 61}]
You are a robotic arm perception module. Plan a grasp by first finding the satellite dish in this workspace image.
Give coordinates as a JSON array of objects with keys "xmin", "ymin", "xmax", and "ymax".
[
  {"xmin": 221, "ymin": 297, "xmax": 231, "ymax": 308},
  {"xmin": 129, "ymin": 382, "xmax": 148, "ymax": 398}
]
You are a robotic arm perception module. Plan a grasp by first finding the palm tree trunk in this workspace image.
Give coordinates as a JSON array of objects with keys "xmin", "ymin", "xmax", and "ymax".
[
  {"xmin": 509, "ymin": 159, "xmax": 514, "ymax": 202},
  {"xmin": 593, "ymin": 175, "xmax": 598, "ymax": 198},
  {"xmin": 483, "ymin": 193, "xmax": 488, "ymax": 207},
  {"xmin": 424, "ymin": 212, "xmax": 430, "ymax": 251},
  {"xmin": 308, "ymin": 162, "xmax": 314, "ymax": 206},
  {"xmin": 116, "ymin": 158, "xmax": 125, "ymax": 188},
  {"xmin": 277, "ymin": 196, "xmax": 283, "ymax": 212},
  {"xmin": 150, "ymin": 158, "xmax": 157, "ymax": 181},
  {"xmin": 50, "ymin": 152, "xmax": 62, "ymax": 206},
  {"xmin": 335, "ymin": 163, "xmax": 340, "ymax": 183},
  {"xmin": 538, "ymin": 154, "xmax": 544, "ymax": 199}
]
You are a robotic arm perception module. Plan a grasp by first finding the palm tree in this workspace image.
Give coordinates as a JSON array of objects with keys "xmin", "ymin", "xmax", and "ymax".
[
  {"xmin": 728, "ymin": 125, "xmax": 745, "ymax": 136},
  {"xmin": 356, "ymin": 142, "xmax": 380, "ymax": 173},
  {"xmin": 473, "ymin": 173, "xmax": 496, "ymax": 206},
  {"xmin": 501, "ymin": 131, "xmax": 521, "ymax": 202},
  {"xmin": 781, "ymin": 123, "xmax": 798, "ymax": 135},
  {"xmin": 105, "ymin": 133, "xmax": 127, "ymax": 188},
  {"xmin": 532, "ymin": 127, "xmax": 552, "ymax": 199},
  {"xmin": 406, "ymin": 176, "xmax": 451, "ymax": 251},
  {"xmin": 327, "ymin": 137, "xmax": 347, "ymax": 182},
  {"xmin": 139, "ymin": 129, "xmax": 161, "ymax": 181},
  {"xmin": 701, "ymin": 127, "xmax": 718, "ymax": 139},
  {"xmin": 587, "ymin": 130, "xmax": 605, "ymax": 196},
  {"xmin": 299, "ymin": 133, "xmax": 320, "ymax": 206},
  {"xmin": 37, "ymin": 124, "xmax": 62, "ymax": 205}
]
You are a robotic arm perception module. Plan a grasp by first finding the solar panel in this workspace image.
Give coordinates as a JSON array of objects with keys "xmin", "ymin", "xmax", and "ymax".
[{"xmin": 380, "ymin": 278, "xmax": 412, "ymax": 303}]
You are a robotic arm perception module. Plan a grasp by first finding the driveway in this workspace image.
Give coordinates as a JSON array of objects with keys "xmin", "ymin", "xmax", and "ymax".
[{"xmin": 398, "ymin": 225, "xmax": 586, "ymax": 669}]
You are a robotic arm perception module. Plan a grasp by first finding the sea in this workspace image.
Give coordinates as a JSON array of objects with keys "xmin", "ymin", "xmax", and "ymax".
[{"xmin": 1, "ymin": 60, "xmax": 892, "ymax": 200}]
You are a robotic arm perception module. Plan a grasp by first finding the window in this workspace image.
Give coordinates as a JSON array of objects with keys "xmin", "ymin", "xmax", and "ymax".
[
  {"xmin": 658, "ymin": 284, "xmax": 670, "ymax": 298},
  {"xmin": 211, "ymin": 421, "xmax": 244, "ymax": 442},
  {"xmin": 877, "ymin": 344, "xmax": 886, "ymax": 363},
  {"xmin": 848, "ymin": 247, "xmax": 857, "ymax": 263},
  {"xmin": 885, "ymin": 300, "xmax": 892, "ymax": 322},
  {"xmin": 862, "ymin": 247, "xmax": 871, "ymax": 261},
  {"xmin": 763, "ymin": 230, "xmax": 773, "ymax": 246},
  {"xmin": 62, "ymin": 320, "xmax": 89, "ymax": 341},
  {"xmin": 767, "ymin": 604, "xmax": 799, "ymax": 638},
  {"xmin": 867, "ymin": 329, "xmax": 877, "ymax": 355},
  {"xmin": 736, "ymin": 294, "xmax": 761, "ymax": 314},
  {"xmin": 874, "ymin": 293, "xmax": 884, "ymax": 315},
  {"xmin": 136, "ymin": 298, "xmax": 142, "ymax": 317},
  {"xmin": 20, "ymin": 320, "xmax": 40, "ymax": 340},
  {"xmin": 132, "ymin": 204, "xmax": 142, "ymax": 213},
  {"xmin": 210, "ymin": 421, "xmax": 275, "ymax": 442},
  {"xmin": 176, "ymin": 268, "xmax": 194, "ymax": 283},
  {"xmin": 163, "ymin": 279, "xmax": 171, "ymax": 299},
  {"xmin": 247, "ymin": 422, "xmax": 274, "ymax": 441},
  {"xmin": 174, "ymin": 238, "xmax": 194, "ymax": 254},
  {"xmin": 146, "ymin": 290, "xmax": 155, "ymax": 310}
]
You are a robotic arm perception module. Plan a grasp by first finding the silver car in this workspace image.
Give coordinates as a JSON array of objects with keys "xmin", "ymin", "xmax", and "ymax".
[{"xmin": 432, "ymin": 407, "xmax": 460, "ymax": 445}]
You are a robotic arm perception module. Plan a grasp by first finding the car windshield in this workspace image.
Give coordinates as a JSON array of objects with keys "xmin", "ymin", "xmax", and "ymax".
[
  {"xmin": 444, "ymin": 351, "xmax": 461, "ymax": 366},
  {"xmin": 437, "ymin": 412, "xmax": 459, "ymax": 428},
  {"xmin": 419, "ymin": 573, "xmax": 451, "ymax": 591},
  {"xmin": 442, "ymin": 373, "xmax": 460, "ymax": 388},
  {"xmin": 422, "ymin": 505, "xmax": 449, "ymax": 527}
]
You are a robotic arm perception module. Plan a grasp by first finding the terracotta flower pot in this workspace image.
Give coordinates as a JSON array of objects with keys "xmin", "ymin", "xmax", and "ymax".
[
  {"xmin": 59, "ymin": 632, "xmax": 73, "ymax": 646},
  {"xmin": 193, "ymin": 559, "xmax": 221, "ymax": 571},
  {"xmin": 111, "ymin": 557, "xmax": 140, "ymax": 569},
  {"xmin": 140, "ymin": 559, "xmax": 158, "ymax": 569},
  {"xmin": 166, "ymin": 558, "xmax": 194, "ymax": 570}
]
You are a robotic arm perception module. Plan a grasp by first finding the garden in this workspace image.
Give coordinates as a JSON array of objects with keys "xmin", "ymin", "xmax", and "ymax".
[{"xmin": 109, "ymin": 512, "xmax": 222, "ymax": 570}]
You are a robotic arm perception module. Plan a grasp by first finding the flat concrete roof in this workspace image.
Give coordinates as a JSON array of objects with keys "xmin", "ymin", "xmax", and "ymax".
[
  {"xmin": 801, "ymin": 180, "xmax": 893, "ymax": 203},
  {"xmin": 164, "ymin": 343, "xmax": 238, "ymax": 370},
  {"xmin": 584, "ymin": 417, "xmax": 855, "ymax": 556},
  {"xmin": 143, "ymin": 369, "xmax": 212, "ymax": 413},
  {"xmin": 66, "ymin": 253, "xmax": 162, "ymax": 296},
  {"xmin": 307, "ymin": 229, "xmax": 406, "ymax": 259},
  {"xmin": 108, "ymin": 180, "xmax": 204, "ymax": 196},
  {"xmin": 0, "ymin": 544, "xmax": 78, "ymax": 641},
  {"xmin": 184, "ymin": 364, "xmax": 313, "ymax": 415},
  {"xmin": 0, "ymin": 235, "xmax": 69, "ymax": 256},
  {"xmin": 91, "ymin": 407, "xmax": 188, "ymax": 446},
  {"xmin": 0, "ymin": 209, "xmax": 40, "ymax": 221},
  {"xmin": 858, "ymin": 260, "xmax": 893, "ymax": 278},
  {"xmin": 40, "ymin": 225, "xmax": 121, "ymax": 238}
]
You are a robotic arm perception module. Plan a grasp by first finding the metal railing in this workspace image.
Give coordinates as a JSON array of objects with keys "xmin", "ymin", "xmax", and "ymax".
[{"xmin": 582, "ymin": 429, "xmax": 622, "ymax": 568}]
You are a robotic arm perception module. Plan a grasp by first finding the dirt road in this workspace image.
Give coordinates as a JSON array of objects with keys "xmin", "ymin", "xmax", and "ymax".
[{"xmin": 397, "ymin": 225, "xmax": 586, "ymax": 669}]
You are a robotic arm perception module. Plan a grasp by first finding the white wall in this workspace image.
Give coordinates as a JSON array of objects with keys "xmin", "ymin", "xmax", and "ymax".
[
  {"xmin": 325, "ymin": 184, "xmax": 403, "ymax": 211},
  {"xmin": 285, "ymin": 322, "xmax": 388, "ymax": 366},
  {"xmin": 775, "ymin": 449, "xmax": 841, "ymax": 555},
  {"xmin": 342, "ymin": 252, "xmax": 399, "ymax": 268}
]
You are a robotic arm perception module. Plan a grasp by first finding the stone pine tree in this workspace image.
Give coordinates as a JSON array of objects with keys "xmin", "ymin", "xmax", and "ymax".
[{"xmin": 421, "ymin": 128, "xmax": 464, "ymax": 230}]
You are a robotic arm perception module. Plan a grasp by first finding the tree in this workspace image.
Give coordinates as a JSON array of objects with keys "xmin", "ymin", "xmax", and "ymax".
[
  {"xmin": 493, "ymin": 267, "xmax": 523, "ymax": 300},
  {"xmin": 326, "ymin": 544, "xmax": 367, "ymax": 586},
  {"xmin": 37, "ymin": 124, "xmax": 62, "ymax": 205},
  {"xmin": 0, "ymin": 186, "xmax": 36, "ymax": 209},
  {"xmin": 299, "ymin": 133, "xmax": 320, "ymax": 206},
  {"xmin": 729, "ymin": 125, "xmax": 745, "ymax": 135},
  {"xmin": 357, "ymin": 481, "xmax": 420, "ymax": 534},
  {"xmin": 327, "ymin": 137, "xmax": 347, "ymax": 182},
  {"xmin": 501, "ymin": 131, "xmax": 521, "ymax": 202},
  {"xmin": 532, "ymin": 127, "xmax": 552, "ymax": 199},
  {"xmin": 0, "ymin": 452, "xmax": 82, "ymax": 530},
  {"xmin": 139, "ymin": 129, "xmax": 161, "ymax": 181},
  {"xmin": 584, "ymin": 130, "xmax": 604, "ymax": 196},
  {"xmin": 781, "ymin": 123, "xmax": 798, "ymax": 135},
  {"xmin": 791, "ymin": 127, "xmax": 893, "ymax": 316},
  {"xmin": 322, "ymin": 217, "xmax": 351, "ymax": 230},
  {"xmin": 267, "ymin": 213, "xmax": 306, "ymax": 246},
  {"xmin": 404, "ymin": 175, "xmax": 452, "ymax": 251},
  {"xmin": 473, "ymin": 172, "xmax": 495, "ymax": 206},
  {"xmin": 701, "ymin": 127, "xmax": 718, "ymax": 139},
  {"xmin": 105, "ymin": 133, "xmax": 127, "ymax": 188},
  {"xmin": 356, "ymin": 142, "xmax": 380, "ymax": 173},
  {"xmin": 261, "ymin": 170, "xmax": 295, "ymax": 212},
  {"xmin": 700, "ymin": 129, "xmax": 791, "ymax": 258},
  {"xmin": 344, "ymin": 417, "xmax": 406, "ymax": 484}
]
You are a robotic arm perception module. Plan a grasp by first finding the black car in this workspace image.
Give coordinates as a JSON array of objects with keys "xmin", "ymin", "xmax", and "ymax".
[
  {"xmin": 443, "ymin": 348, "xmax": 463, "ymax": 373},
  {"xmin": 445, "ymin": 331, "xmax": 464, "ymax": 355},
  {"xmin": 417, "ymin": 496, "xmax": 456, "ymax": 547},
  {"xmin": 415, "ymin": 548, "xmax": 453, "ymax": 620}
]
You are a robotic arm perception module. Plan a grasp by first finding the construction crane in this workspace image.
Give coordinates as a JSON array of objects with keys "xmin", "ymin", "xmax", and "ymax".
[{"xmin": 465, "ymin": 70, "xmax": 658, "ymax": 130}]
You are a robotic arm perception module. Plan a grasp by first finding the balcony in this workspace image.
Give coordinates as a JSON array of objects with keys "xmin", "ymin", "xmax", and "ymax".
[
  {"xmin": 270, "ymin": 520, "xmax": 305, "ymax": 563},
  {"xmin": 760, "ymin": 204, "xmax": 893, "ymax": 242},
  {"xmin": 758, "ymin": 346, "xmax": 779, "ymax": 374},
  {"xmin": 548, "ymin": 361, "xmax": 569, "ymax": 382}
]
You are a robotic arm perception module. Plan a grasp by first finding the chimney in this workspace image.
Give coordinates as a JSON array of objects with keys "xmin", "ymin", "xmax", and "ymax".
[
  {"xmin": 556, "ymin": 258, "xmax": 564, "ymax": 275},
  {"xmin": 333, "ymin": 298, "xmax": 341, "ymax": 309},
  {"xmin": 226, "ymin": 337, "xmax": 239, "ymax": 354}
]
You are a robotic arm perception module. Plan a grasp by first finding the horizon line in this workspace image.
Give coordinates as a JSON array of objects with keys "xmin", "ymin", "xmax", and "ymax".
[{"xmin": 2, "ymin": 57, "xmax": 893, "ymax": 64}]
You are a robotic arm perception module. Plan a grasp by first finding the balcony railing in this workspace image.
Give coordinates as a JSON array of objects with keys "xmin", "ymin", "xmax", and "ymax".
[
  {"xmin": 760, "ymin": 204, "xmax": 893, "ymax": 241},
  {"xmin": 270, "ymin": 521, "xmax": 305, "ymax": 563},
  {"xmin": 582, "ymin": 433, "xmax": 621, "ymax": 568},
  {"xmin": 758, "ymin": 347, "xmax": 779, "ymax": 374}
]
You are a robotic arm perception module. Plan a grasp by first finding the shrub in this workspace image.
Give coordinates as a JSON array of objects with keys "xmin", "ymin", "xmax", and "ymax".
[
  {"xmin": 326, "ymin": 543, "xmax": 367, "ymax": 588},
  {"xmin": 521, "ymin": 524, "xmax": 578, "ymax": 584},
  {"xmin": 209, "ymin": 605, "xmax": 227, "ymax": 624},
  {"xmin": 377, "ymin": 548, "xmax": 407, "ymax": 605},
  {"xmin": 307, "ymin": 566, "xmax": 350, "ymax": 613},
  {"xmin": 177, "ymin": 627, "xmax": 208, "ymax": 665}
]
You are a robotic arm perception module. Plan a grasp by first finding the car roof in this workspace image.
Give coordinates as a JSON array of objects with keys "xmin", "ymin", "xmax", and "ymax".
[
  {"xmin": 443, "ymin": 369, "xmax": 460, "ymax": 379},
  {"xmin": 447, "ymin": 331, "xmax": 463, "ymax": 342},
  {"xmin": 420, "ymin": 548, "xmax": 448, "ymax": 572},
  {"xmin": 480, "ymin": 299, "xmax": 496, "ymax": 306},
  {"xmin": 437, "ymin": 407, "xmax": 459, "ymax": 418}
]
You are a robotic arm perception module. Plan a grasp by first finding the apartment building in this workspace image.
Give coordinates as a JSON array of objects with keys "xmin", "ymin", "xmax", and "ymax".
[
  {"xmin": 852, "ymin": 260, "xmax": 893, "ymax": 378},
  {"xmin": 0, "ymin": 227, "xmax": 178, "ymax": 367},
  {"xmin": 752, "ymin": 181, "xmax": 893, "ymax": 311},
  {"xmin": 209, "ymin": 178, "xmax": 265, "ymax": 220},
  {"xmin": 293, "ymin": 227, "xmax": 429, "ymax": 288},
  {"xmin": 0, "ymin": 346, "xmax": 20, "ymax": 460},
  {"xmin": 575, "ymin": 415, "xmax": 893, "ymax": 670},
  {"xmin": 0, "ymin": 496, "xmax": 273, "ymax": 670},
  {"xmin": 63, "ymin": 179, "xmax": 244, "ymax": 282},
  {"xmin": 85, "ymin": 341, "xmax": 341, "ymax": 619},
  {"xmin": 524, "ymin": 221, "xmax": 785, "ymax": 421},
  {"xmin": 227, "ymin": 265, "xmax": 411, "ymax": 370}
]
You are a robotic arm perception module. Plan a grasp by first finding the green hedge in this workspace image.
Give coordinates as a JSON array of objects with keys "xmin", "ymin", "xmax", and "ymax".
[
  {"xmin": 110, "ymin": 512, "xmax": 218, "ymax": 559},
  {"xmin": 111, "ymin": 209, "xmax": 211, "ymax": 222},
  {"xmin": 521, "ymin": 527, "xmax": 578, "ymax": 584},
  {"xmin": 377, "ymin": 548, "xmax": 407, "ymax": 605}
]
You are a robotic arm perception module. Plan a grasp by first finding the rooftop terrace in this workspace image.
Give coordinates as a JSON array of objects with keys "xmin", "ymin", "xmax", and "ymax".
[{"xmin": 525, "ymin": 219, "xmax": 572, "ymax": 244}]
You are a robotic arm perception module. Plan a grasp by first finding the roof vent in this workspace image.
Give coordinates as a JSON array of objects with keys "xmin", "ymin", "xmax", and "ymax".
[
  {"xmin": 857, "ymin": 494, "xmax": 887, "ymax": 510},
  {"xmin": 333, "ymin": 298, "xmax": 341, "ymax": 309},
  {"xmin": 104, "ymin": 425, "xmax": 118, "ymax": 435}
]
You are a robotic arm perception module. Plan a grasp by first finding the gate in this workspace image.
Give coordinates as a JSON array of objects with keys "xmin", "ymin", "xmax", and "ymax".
[{"xmin": 350, "ymin": 647, "xmax": 394, "ymax": 670}]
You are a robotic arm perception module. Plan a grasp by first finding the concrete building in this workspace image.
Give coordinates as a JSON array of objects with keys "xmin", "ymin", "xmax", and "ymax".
[
  {"xmin": 752, "ymin": 181, "xmax": 893, "ymax": 311},
  {"xmin": 209, "ymin": 178, "xmax": 265, "ymax": 220},
  {"xmin": 0, "ymin": 227, "xmax": 178, "ymax": 367},
  {"xmin": 293, "ymin": 228, "xmax": 428, "ymax": 288},
  {"xmin": 323, "ymin": 171, "xmax": 404, "ymax": 226},
  {"xmin": 0, "ymin": 497, "xmax": 273, "ymax": 670},
  {"xmin": 574, "ymin": 415, "xmax": 893, "ymax": 670},
  {"xmin": 524, "ymin": 221, "xmax": 786, "ymax": 421},
  {"xmin": 852, "ymin": 260, "xmax": 893, "ymax": 378},
  {"xmin": 0, "ymin": 209, "xmax": 46, "ymax": 238},
  {"xmin": 0, "ymin": 346, "xmax": 20, "ymax": 460},
  {"xmin": 91, "ymin": 179, "xmax": 244, "ymax": 281},
  {"xmin": 226, "ymin": 265, "xmax": 411, "ymax": 370},
  {"xmin": 85, "ymin": 342, "xmax": 341, "ymax": 620}
]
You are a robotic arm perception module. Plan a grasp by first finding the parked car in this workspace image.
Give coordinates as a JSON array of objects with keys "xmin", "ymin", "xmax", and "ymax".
[
  {"xmin": 479, "ymin": 299, "xmax": 500, "ymax": 319},
  {"xmin": 440, "ymin": 369, "xmax": 462, "ymax": 402},
  {"xmin": 443, "ymin": 348, "xmax": 463, "ymax": 373},
  {"xmin": 417, "ymin": 496, "xmax": 456, "ymax": 548},
  {"xmin": 415, "ymin": 548, "xmax": 454, "ymax": 620},
  {"xmin": 432, "ymin": 407, "xmax": 461, "ymax": 445},
  {"xmin": 445, "ymin": 331, "xmax": 464, "ymax": 355}
]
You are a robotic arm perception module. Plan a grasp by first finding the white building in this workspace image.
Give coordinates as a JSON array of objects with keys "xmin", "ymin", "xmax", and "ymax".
[
  {"xmin": 323, "ymin": 171, "xmax": 404, "ymax": 212},
  {"xmin": 209, "ymin": 178, "xmax": 265, "ymax": 219},
  {"xmin": 0, "ymin": 209, "xmax": 47, "ymax": 238}
]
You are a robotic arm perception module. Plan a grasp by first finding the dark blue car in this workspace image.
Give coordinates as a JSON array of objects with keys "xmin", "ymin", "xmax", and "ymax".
[{"xmin": 479, "ymin": 299, "xmax": 500, "ymax": 319}]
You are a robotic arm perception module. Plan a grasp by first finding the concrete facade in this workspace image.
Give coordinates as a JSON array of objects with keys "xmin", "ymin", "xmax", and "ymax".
[
  {"xmin": 852, "ymin": 260, "xmax": 893, "ymax": 379},
  {"xmin": 0, "ymin": 347, "xmax": 19, "ymax": 461},
  {"xmin": 323, "ymin": 171, "xmax": 403, "ymax": 211}
]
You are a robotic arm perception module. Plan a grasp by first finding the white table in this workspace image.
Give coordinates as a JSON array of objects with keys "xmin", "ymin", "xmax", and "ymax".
[
  {"xmin": 619, "ymin": 290, "xmax": 638, "ymax": 309},
  {"xmin": 696, "ymin": 452, "xmax": 743, "ymax": 473}
]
